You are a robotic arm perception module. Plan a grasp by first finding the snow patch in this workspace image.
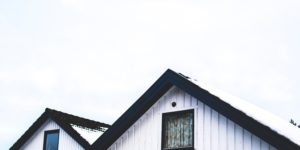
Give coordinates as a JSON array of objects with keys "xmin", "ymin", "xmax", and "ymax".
[
  {"xmin": 71, "ymin": 125, "xmax": 107, "ymax": 144},
  {"xmin": 188, "ymin": 78, "xmax": 300, "ymax": 146}
]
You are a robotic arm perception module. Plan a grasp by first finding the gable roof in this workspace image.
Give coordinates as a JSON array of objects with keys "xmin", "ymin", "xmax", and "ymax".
[
  {"xmin": 91, "ymin": 69, "xmax": 300, "ymax": 150},
  {"xmin": 10, "ymin": 108, "xmax": 110, "ymax": 150}
]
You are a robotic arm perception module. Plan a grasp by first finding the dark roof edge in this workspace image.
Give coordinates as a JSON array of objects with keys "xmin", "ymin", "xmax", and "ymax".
[
  {"xmin": 91, "ymin": 69, "xmax": 300, "ymax": 150},
  {"xmin": 45, "ymin": 108, "xmax": 111, "ymax": 129},
  {"xmin": 91, "ymin": 69, "xmax": 174, "ymax": 149},
  {"xmin": 10, "ymin": 111, "xmax": 48, "ymax": 150}
]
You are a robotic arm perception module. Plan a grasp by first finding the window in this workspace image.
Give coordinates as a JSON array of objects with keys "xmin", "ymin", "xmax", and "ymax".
[
  {"xmin": 43, "ymin": 130, "xmax": 59, "ymax": 150},
  {"xmin": 162, "ymin": 109, "xmax": 194, "ymax": 150}
]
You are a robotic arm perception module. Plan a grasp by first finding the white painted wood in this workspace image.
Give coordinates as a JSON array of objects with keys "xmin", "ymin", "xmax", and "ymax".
[
  {"xmin": 244, "ymin": 129, "xmax": 252, "ymax": 150},
  {"xmin": 211, "ymin": 109, "xmax": 219, "ymax": 150},
  {"xmin": 204, "ymin": 105, "xmax": 211, "ymax": 150},
  {"xmin": 252, "ymin": 135, "xmax": 261, "ymax": 150},
  {"xmin": 261, "ymin": 140, "xmax": 269, "ymax": 150},
  {"xmin": 235, "ymin": 124, "xmax": 243, "ymax": 150},
  {"xmin": 107, "ymin": 86, "xmax": 278, "ymax": 150},
  {"xmin": 218, "ymin": 114, "xmax": 227, "ymax": 150},
  {"xmin": 20, "ymin": 119, "xmax": 84, "ymax": 150},
  {"xmin": 196, "ymin": 100, "xmax": 204, "ymax": 150},
  {"xmin": 227, "ymin": 119, "xmax": 235, "ymax": 150}
]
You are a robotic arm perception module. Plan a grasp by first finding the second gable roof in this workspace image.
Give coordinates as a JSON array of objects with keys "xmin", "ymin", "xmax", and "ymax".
[{"xmin": 10, "ymin": 108, "xmax": 110, "ymax": 150}]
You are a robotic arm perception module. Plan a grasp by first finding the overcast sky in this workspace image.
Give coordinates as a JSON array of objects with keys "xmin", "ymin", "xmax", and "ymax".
[{"xmin": 1, "ymin": 0, "xmax": 300, "ymax": 149}]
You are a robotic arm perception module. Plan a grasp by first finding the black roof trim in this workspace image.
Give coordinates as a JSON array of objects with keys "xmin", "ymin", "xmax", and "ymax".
[
  {"xmin": 46, "ymin": 108, "xmax": 110, "ymax": 131},
  {"xmin": 91, "ymin": 69, "xmax": 300, "ymax": 150},
  {"xmin": 10, "ymin": 108, "xmax": 110, "ymax": 150}
]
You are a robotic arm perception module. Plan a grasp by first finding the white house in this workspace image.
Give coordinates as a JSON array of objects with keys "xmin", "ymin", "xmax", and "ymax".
[
  {"xmin": 91, "ymin": 69, "xmax": 300, "ymax": 150},
  {"xmin": 11, "ymin": 69, "xmax": 300, "ymax": 150},
  {"xmin": 10, "ymin": 108, "xmax": 110, "ymax": 150}
]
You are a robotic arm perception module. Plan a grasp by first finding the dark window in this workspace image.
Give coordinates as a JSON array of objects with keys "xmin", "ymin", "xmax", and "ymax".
[
  {"xmin": 43, "ymin": 130, "xmax": 59, "ymax": 150},
  {"xmin": 162, "ymin": 109, "xmax": 194, "ymax": 150}
]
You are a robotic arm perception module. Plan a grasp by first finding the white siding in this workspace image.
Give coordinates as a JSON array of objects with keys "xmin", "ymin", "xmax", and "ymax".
[
  {"xmin": 20, "ymin": 119, "xmax": 84, "ymax": 150},
  {"xmin": 107, "ymin": 86, "xmax": 278, "ymax": 150}
]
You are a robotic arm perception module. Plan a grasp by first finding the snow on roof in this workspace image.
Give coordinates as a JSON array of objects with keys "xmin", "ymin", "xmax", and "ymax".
[
  {"xmin": 71, "ymin": 124, "xmax": 108, "ymax": 144},
  {"xmin": 45, "ymin": 108, "xmax": 111, "ymax": 145},
  {"xmin": 187, "ymin": 77, "xmax": 300, "ymax": 146}
]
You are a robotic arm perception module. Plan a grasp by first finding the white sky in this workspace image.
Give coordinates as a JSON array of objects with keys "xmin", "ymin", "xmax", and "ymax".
[{"xmin": 1, "ymin": 0, "xmax": 300, "ymax": 149}]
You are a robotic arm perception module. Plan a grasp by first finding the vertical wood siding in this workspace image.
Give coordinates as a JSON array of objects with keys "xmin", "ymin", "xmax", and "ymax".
[
  {"xmin": 20, "ymin": 119, "xmax": 84, "ymax": 150},
  {"xmin": 107, "ymin": 86, "xmax": 278, "ymax": 150}
]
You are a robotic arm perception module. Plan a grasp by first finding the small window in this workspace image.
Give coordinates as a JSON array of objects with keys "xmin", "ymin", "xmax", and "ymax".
[
  {"xmin": 43, "ymin": 130, "xmax": 59, "ymax": 150},
  {"xmin": 162, "ymin": 109, "xmax": 194, "ymax": 150}
]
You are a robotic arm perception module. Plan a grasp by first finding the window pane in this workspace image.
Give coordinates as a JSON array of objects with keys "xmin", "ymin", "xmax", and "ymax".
[
  {"xmin": 45, "ymin": 131, "xmax": 59, "ymax": 150},
  {"xmin": 163, "ymin": 110, "xmax": 193, "ymax": 149}
]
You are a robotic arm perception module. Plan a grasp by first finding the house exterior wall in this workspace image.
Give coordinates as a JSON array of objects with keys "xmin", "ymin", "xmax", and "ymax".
[
  {"xmin": 107, "ymin": 86, "xmax": 278, "ymax": 150},
  {"xmin": 20, "ymin": 119, "xmax": 84, "ymax": 150}
]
